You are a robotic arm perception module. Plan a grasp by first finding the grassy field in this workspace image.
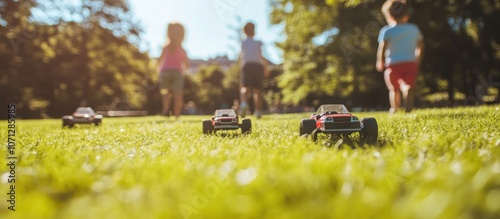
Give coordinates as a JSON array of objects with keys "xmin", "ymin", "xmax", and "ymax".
[{"xmin": 1, "ymin": 105, "xmax": 500, "ymax": 219}]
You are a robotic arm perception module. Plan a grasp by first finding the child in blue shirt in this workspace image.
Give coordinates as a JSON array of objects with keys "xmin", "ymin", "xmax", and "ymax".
[{"xmin": 377, "ymin": 0, "xmax": 423, "ymax": 113}]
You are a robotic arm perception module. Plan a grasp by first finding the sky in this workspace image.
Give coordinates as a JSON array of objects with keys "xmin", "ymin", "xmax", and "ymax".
[{"xmin": 128, "ymin": 0, "xmax": 283, "ymax": 63}]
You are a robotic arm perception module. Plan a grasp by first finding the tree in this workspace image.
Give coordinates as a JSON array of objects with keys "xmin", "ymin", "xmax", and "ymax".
[
  {"xmin": 271, "ymin": 0, "xmax": 387, "ymax": 108},
  {"xmin": 271, "ymin": 0, "xmax": 500, "ymax": 108},
  {"xmin": 0, "ymin": 0, "xmax": 39, "ymax": 116},
  {"xmin": 191, "ymin": 65, "xmax": 226, "ymax": 113},
  {"xmin": 37, "ymin": 0, "xmax": 144, "ymax": 107},
  {"xmin": 222, "ymin": 61, "xmax": 242, "ymax": 107}
]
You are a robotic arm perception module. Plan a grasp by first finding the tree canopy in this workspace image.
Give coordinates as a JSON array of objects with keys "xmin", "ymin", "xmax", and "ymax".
[
  {"xmin": 271, "ymin": 0, "xmax": 500, "ymax": 108},
  {"xmin": 0, "ymin": 0, "xmax": 153, "ymax": 118},
  {"xmin": 1, "ymin": 0, "xmax": 499, "ymax": 118}
]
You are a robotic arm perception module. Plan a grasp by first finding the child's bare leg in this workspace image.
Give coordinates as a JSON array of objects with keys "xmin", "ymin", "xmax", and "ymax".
[
  {"xmin": 161, "ymin": 91, "xmax": 173, "ymax": 116},
  {"xmin": 384, "ymin": 69, "xmax": 400, "ymax": 113},
  {"xmin": 389, "ymin": 89, "xmax": 401, "ymax": 113},
  {"xmin": 407, "ymin": 88, "xmax": 415, "ymax": 112},
  {"xmin": 401, "ymin": 83, "xmax": 415, "ymax": 112},
  {"xmin": 253, "ymin": 88, "xmax": 262, "ymax": 113},
  {"xmin": 172, "ymin": 91, "xmax": 183, "ymax": 119},
  {"xmin": 240, "ymin": 86, "xmax": 249, "ymax": 103},
  {"xmin": 239, "ymin": 86, "xmax": 250, "ymax": 117},
  {"xmin": 394, "ymin": 90, "xmax": 401, "ymax": 110}
]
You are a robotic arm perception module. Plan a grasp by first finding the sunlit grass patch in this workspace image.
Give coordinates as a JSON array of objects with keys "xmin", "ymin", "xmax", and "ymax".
[{"xmin": 1, "ymin": 105, "xmax": 500, "ymax": 218}]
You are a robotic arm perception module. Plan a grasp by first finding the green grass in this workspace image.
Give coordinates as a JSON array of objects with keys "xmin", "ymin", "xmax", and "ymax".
[{"xmin": 1, "ymin": 106, "xmax": 500, "ymax": 219}]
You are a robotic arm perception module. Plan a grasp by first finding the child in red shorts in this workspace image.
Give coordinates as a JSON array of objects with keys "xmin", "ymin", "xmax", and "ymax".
[{"xmin": 376, "ymin": 0, "xmax": 424, "ymax": 113}]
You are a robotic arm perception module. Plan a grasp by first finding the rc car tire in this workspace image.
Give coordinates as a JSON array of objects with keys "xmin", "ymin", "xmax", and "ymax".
[
  {"xmin": 94, "ymin": 119, "xmax": 102, "ymax": 126},
  {"xmin": 202, "ymin": 120, "xmax": 213, "ymax": 134},
  {"xmin": 241, "ymin": 119, "xmax": 252, "ymax": 134},
  {"xmin": 62, "ymin": 119, "xmax": 71, "ymax": 128},
  {"xmin": 300, "ymin": 119, "xmax": 316, "ymax": 136},
  {"xmin": 311, "ymin": 129, "xmax": 318, "ymax": 142},
  {"xmin": 361, "ymin": 117, "xmax": 378, "ymax": 144}
]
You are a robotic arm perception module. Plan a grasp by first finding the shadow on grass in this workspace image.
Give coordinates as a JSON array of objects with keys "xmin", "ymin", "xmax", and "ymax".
[
  {"xmin": 301, "ymin": 133, "xmax": 390, "ymax": 149},
  {"xmin": 203, "ymin": 131, "xmax": 249, "ymax": 138},
  {"xmin": 150, "ymin": 118, "xmax": 202, "ymax": 124},
  {"xmin": 99, "ymin": 117, "xmax": 204, "ymax": 126},
  {"xmin": 61, "ymin": 124, "xmax": 101, "ymax": 129}
]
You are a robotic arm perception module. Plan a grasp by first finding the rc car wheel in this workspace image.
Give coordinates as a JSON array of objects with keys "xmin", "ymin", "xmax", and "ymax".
[
  {"xmin": 241, "ymin": 118, "xmax": 252, "ymax": 134},
  {"xmin": 361, "ymin": 117, "xmax": 378, "ymax": 144},
  {"xmin": 299, "ymin": 119, "xmax": 316, "ymax": 136},
  {"xmin": 94, "ymin": 119, "xmax": 102, "ymax": 126},
  {"xmin": 202, "ymin": 119, "xmax": 213, "ymax": 134},
  {"xmin": 62, "ymin": 119, "xmax": 71, "ymax": 128},
  {"xmin": 311, "ymin": 129, "xmax": 318, "ymax": 142}
]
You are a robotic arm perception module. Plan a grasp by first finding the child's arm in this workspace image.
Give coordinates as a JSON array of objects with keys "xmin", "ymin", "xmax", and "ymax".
[
  {"xmin": 183, "ymin": 49, "xmax": 189, "ymax": 70},
  {"xmin": 259, "ymin": 42, "xmax": 269, "ymax": 77},
  {"xmin": 157, "ymin": 47, "xmax": 166, "ymax": 71},
  {"xmin": 415, "ymin": 39, "xmax": 424, "ymax": 65},
  {"xmin": 261, "ymin": 55, "xmax": 269, "ymax": 78},
  {"xmin": 376, "ymin": 41, "xmax": 387, "ymax": 72}
]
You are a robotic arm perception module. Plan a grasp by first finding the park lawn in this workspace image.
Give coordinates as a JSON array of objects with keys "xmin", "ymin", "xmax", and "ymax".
[{"xmin": 1, "ymin": 106, "xmax": 500, "ymax": 219}]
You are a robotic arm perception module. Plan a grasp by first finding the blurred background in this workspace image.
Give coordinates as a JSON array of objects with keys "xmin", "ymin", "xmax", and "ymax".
[{"xmin": 1, "ymin": 0, "xmax": 499, "ymax": 118}]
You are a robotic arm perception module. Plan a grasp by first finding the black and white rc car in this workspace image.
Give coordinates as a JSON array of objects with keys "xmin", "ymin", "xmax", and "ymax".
[
  {"xmin": 203, "ymin": 109, "xmax": 251, "ymax": 134},
  {"xmin": 62, "ymin": 107, "xmax": 103, "ymax": 128}
]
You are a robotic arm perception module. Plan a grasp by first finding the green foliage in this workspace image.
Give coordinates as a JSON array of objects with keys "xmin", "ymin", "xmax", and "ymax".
[
  {"xmin": 411, "ymin": 0, "xmax": 500, "ymax": 104},
  {"xmin": 271, "ymin": 0, "xmax": 387, "ymax": 106},
  {"xmin": 263, "ymin": 66, "xmax": 284, "ymax": 111},
  {"xmin": 271, "ymin": 0, "xmax": 500, "ymax": 107},
  {"xmin": 0, "ymin": 0, "xmax": 38, "ymax": 115},
  {"xmin": 1, "ymin": 105, "xmax": 500, "ymax": 218},
  {"xmin": 190, "ymin": 65, "xmax": 227, "ymax": 113},
  {"xmin": 0, "ymin": 0, "xmax": 154, "ymax": 118},
  {"xmin": 222, "ymin": 61, "xmax": 242, "ymax": 105},
  {"xmin": 188, "ymin": 62, "xmax": 283, "ymax": 113}
]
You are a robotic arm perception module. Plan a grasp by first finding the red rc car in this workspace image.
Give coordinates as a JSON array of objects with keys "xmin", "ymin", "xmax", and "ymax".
[
  {"xmin": 62, "ymin": 107, "xmax": 103, "ymax": 128},
  {"xmin": 299, "ymin": 104, "xmax": 378, "ymax": 144},
  {"xmin": 203, "ymin": 109, "xmax": 251, "ymax": 134}
]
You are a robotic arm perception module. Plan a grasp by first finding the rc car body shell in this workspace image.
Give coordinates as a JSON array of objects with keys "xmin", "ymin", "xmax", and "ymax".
[
  {"xmin": 309, "ymin": 104, "xmax": 362, "ymax": 134},
  {"xmin": 62, "ymin": 107, "xmax": 103, "ymax": 127},
  {"xmin": 212, "ymin": 109, "xmax": 239, "ymax": 131},
  {"xmin": 300, "ymin": 104, "xmax": 378, "ymax": 144},
  {"xmin": 312, "ymin": 113, "xmax": 362, "ymax": 134},
  {"xmin": 203, "ymin": 109, "xmax": 251, "ymax": 134}
]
